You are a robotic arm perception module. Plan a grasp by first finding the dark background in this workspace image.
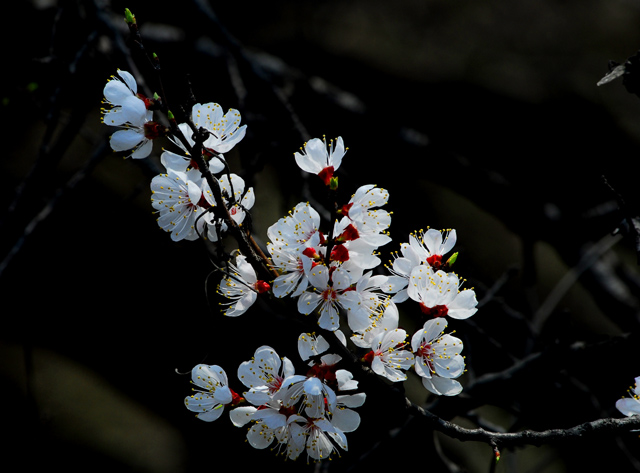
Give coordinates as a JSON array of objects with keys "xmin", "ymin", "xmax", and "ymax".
[{"xmin": 2, "ymin": 0, "xmax": 640, "ymax": 471}]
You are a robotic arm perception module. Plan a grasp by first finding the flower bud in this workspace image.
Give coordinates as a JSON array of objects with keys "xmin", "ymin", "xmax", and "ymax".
[{"xmin": 124, "ymin": 8, "xmax": 136, "ymax": 25}]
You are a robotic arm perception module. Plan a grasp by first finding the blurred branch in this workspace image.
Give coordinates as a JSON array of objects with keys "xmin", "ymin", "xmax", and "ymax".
[
  {"xmin": 0, "ymin": 141, "xmax": 110, "ymax": 277},
  {"xmin": 532, "ymin": 232, "xmax": 623, "ymax": 331},
  {"xmin": 603, "ymin": 175, "xmax": 640, "ymax": 265}
]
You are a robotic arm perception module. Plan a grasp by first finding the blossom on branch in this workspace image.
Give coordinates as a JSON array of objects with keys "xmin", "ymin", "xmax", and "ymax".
[
  {"xmin": 407, "ymin": 265, "xmax": 478, "ymax": 320},
  {"xmin": 150, "ymin": 158, "xmax": 216, "ymax": 241},
  {"xmin": 411, "ymin": 318, "xmax": 465, "ymax": 396},
  {"xmin": 294, "ymin": 136, "xmax": 346, "ymax": 185},
  {"xmin": 237, "ymin": 345, "xmax": 295, "ymax": 406},
  {"xmin": 362, "ymin": 328, "xmax": 414, "ymax": 382},
  {"xmin": 383, "ymin": 228, "xmax": 458, "ymax": 302},
  {"xmin": 616, "ymin": 376, "xmax": 640, "ymax": 417},
  {"xmin": 172, "ymin": 102, "xmax": 247, "ymax": 173},
  {"xmin": 101, "ymin": 69, "xmax": 148, "ymax": 126},
  {"xmin": 184, "ymin": 364, "xmax": 242, "ymax": 422},
  {"xmin": 350, "ymin": 300, "xmax": 400, "ymax": 349},
  {"xmin": 297, "ymin": 264, "xmax": 352, "ymax": 331},
  {"xmin": 218, "ymin": 255, "xmax": 270, "ymax": 317},
  {"xmin": 101, "ymin": 69, "xmax": 162, "ymax": 159},
  {"xmin": 339, "ymin": 271, "xmax": 393, "ymax": 333},
  {"xmin": 338, "ymin": 184, "xmax": 392, "ymax": 247},
  {"xmin": 267, "ymin": 202, "xmax": 322, "ymax": 253}
]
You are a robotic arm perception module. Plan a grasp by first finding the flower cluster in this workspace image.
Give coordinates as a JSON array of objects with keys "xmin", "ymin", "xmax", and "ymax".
[
  {"xmin": 100, "ymin": 12, "xmax": 640, "ymax": 462},
  {"xmin": 101, "ymin": 68, "xmax": 477, "ymax": 461},
  {"xmin": 185, "ymin": 336, "xmax": 364, "ymax": 461}
]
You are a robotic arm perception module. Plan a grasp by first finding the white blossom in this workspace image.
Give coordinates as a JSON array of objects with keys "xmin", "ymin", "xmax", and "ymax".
[
  {"xmin": 411, "ymin": 318, "xmax": 465, "ymax": 396},
  {"xmin": 616, "ymin": 376, "xmax": 640, "ymax": 417},
  {"xmin": 364, "ymin": 328, "xmax": 414, "ymax": 382},
  {"xmin": 218, "ymin": 255, "xmax": 270, "ymax": 317},
  {"xmin": 237, "ymin": 345, "xmax": 295, "ymax": 406},
  {"xmin": 102, "ymin": 70, "xmax": 160, "ymax": 159},
  {"xmin": 172, "ymin": 102, "xmax": 247, "ymax": 173},
  {"xmin": 184, "ymin": 364, "xmax": 234, "ymax": 422},
  {"xmin": 407, "ymin": 265, "xmax": 478, "ymax": 320},
  {"xmin": 150, "ymin": 164, "xmax": 215, "ymax": 241},
  {"xmin": 297, "ymin": 264, "xmax": 352, "ymax": 331},
  {"xmin": 383, "ymin": 229, "xmax": 457, "ymax": 302},
  {"xmin": 294, "ymin": 136, "xmax": 346, "ymax": 185}
]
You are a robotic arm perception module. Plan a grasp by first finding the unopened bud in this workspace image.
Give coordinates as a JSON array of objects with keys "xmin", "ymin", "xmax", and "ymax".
[
  {"xmin": 447, "ymin": 252, "xmax": 458, "ymax": 266},
  {"xmin": 124, "ymin": 8, "xmax": 136, "ymax": 25},
  {"xmin": 329, "ymin": 176, "xmax": 339, "ymax": 190}
]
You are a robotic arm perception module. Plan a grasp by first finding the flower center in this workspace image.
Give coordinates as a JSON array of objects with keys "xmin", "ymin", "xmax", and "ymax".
[
  {"xmin": 416, "ymin": 343, "xmax": 433, "ymax": 359},
  {"xmin": 420, "ymin": 303, "xmax": 449, "ymax": 318},
  {"xmin": 196, "ymin": 193, "xmax": 211, "ymax": 209},
  {"xmin": 330, "ymin": 244, "xmax": 349, "ymax": 262},
  {"xmin": 230, "ymin": 389, "xmax": 244, "ymax": 406},
  {"xmin": 318, "ymin": 166, "xmax": 335, "ymax": 186},
  {"xmin": 143, "ymin": 121, "xmax": 164, "ymax": 139},
  {"xmin": 321, "ymin": 287, "xmax": 337, "ymax": 302},
  {"xmin": 427, "ymin": 254, "xmax": 443, "ymax": 269},
  {"xmin": 254, "ymin": 280, "xmax": 271, "ymax": 294},
  {"xmin": 307, "ymin": 364, "xmax": 338, "ymax": 389},
  {"xmin": 336, "ymin": 224, "xmax": 359, "ymax": 243},
  {"xmin": 362, "ymin": 350, "xmax": 376, "ymax": 364}
]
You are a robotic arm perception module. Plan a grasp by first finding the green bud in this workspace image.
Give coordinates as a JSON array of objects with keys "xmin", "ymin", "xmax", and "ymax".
[
  {"xmin": 447, "ymin": 252, "xmax": 458, "ymax": 266},
  {"xmin": 124, "ymin": 8, "xmax": 136, "ymax": 24},
  {"xmin": 153, "ymin": 92, "xmax": 160, "ymax": 101},
  {"xmin": 167, "ymin": 110, "xmax": 175, "ymax": 120},
  {"xmin": 329, "ymin": 176, "xmax": 339, "ymax": 191}
]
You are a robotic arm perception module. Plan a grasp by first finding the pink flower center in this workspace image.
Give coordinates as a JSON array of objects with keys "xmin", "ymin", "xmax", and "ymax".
[
  {"xmin": 278, "ymin": 404, "xmax": 298, "ymax": 418},
  {"xmin": 268, "ymin": 376, "xmax": 283, "ymax": 394},
  {"xmin": 321, "ymin": 287, "xmax": 338, "ymax": 302},
  {"xmin": 416, "ymin": 343, "xmax": 433, "ymax": 359}
]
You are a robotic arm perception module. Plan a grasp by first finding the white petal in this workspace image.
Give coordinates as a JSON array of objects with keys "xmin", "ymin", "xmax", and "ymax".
[
  {"xmin": 616, "ymin": 398, "xmax": 640, "ymax": 417},
  {"xmin": 229, "ymin": 406, "xmax": 257, "ymax": 427},
  {"xmin": 110, "ymin": 128, "xmax": 143, "ymax": 151},
  {"xmin": 422, "ymin": 377, "xmax": 463, "ymax": 396}
]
